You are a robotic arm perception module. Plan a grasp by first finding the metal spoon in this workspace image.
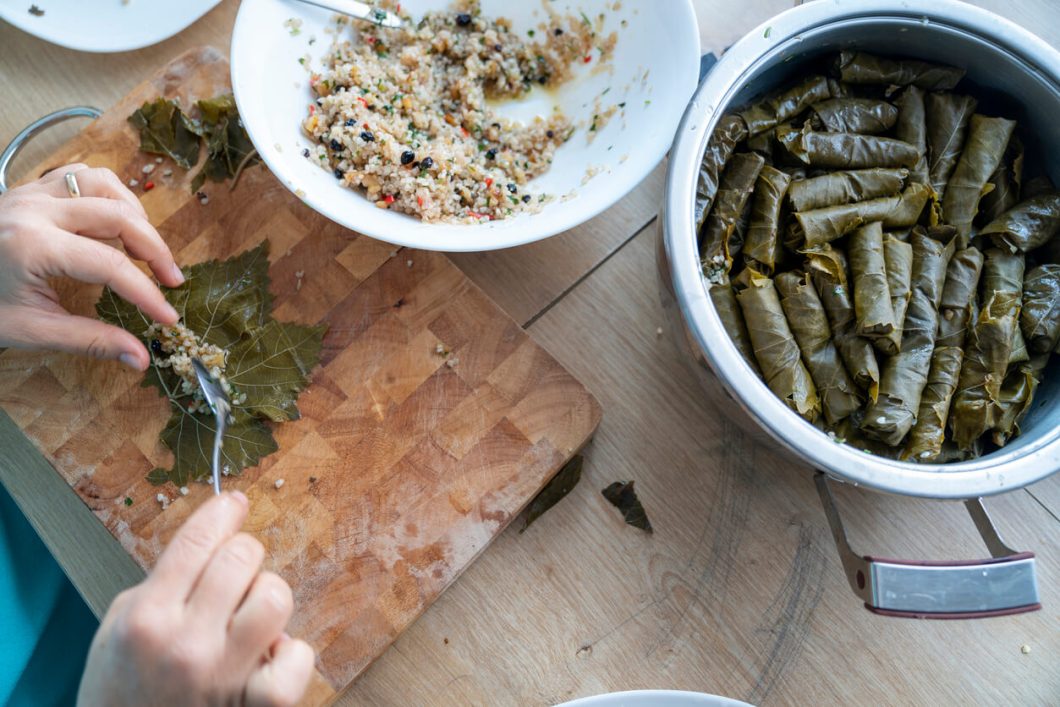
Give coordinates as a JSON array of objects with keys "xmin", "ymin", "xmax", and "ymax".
[
  {"xmin": 191, "ymin": 358, "xmax": 232, "ymax": 496},
  {"xmin": 294, "ymin": 0, "xmax": 403, "ymax": 28}
]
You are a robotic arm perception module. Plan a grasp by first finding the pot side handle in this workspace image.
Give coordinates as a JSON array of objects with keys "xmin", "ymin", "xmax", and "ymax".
[
  {"xmin": 814, "ymin": 473, "xmax": 1040, "ymax": 619},
  {"xmin": 0, "ymin": 106, "xmax": 102, "ymax": 194}
]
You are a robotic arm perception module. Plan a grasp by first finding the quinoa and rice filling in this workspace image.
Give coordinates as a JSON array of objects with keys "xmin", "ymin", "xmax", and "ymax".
[{"xmin": 302, "ymin": 0, "xmax": 610, "ymax": 222}]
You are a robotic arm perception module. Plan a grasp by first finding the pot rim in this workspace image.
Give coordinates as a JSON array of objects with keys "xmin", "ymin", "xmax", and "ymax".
[{"xmin": 664, "ymin": 0, "xmax": 1060, "ymax": 498}]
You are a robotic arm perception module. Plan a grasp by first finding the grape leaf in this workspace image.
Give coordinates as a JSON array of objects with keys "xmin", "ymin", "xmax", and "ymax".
[
  {"xmin": 127, "ymin": 98, "xmax": 201, "ymax": 169},
  {"xmin": 96, "ymin": 242, "xmax": 325, "ymax": 488},
  {"xmin": 601, "ymin": 480, "xmax": 653, "ymax": 533},
  {"xmin": 520, "ymin": 455, "xmax": 583, "ymax": 533},
  {"xmin": 188, "ymin": 95, "xmax": 260, "ymax": 193}
]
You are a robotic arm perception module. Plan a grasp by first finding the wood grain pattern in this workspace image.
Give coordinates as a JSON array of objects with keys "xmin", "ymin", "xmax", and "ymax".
[{"xmin": 0, "ymin": 48, "xmax": 600, "ymax": 700}]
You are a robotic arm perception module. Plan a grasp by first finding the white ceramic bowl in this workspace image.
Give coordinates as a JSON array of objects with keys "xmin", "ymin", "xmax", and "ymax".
[
  {"xmin": 0, "ymin": 0, "xmax": 220, "ymax": 53},
  {"xmin": 556, "ymin": 690, "xmax": 753, "ymax": 707},
  {"xmin": 231, "ymin": 0, "xmax": 699, "ymax": 252}
]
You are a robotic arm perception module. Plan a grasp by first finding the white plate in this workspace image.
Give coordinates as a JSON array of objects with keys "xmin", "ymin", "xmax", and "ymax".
[
  {"xmin": 556, "ymin": 690, "xmax": 754, "ymax": 707},
  {"xmin": 0, "ymin": 0, "xmax": 220, "ymax": 53},
  {"xmin": 231, "ymin": 0, "xmax": 699, "ymax": 252}
]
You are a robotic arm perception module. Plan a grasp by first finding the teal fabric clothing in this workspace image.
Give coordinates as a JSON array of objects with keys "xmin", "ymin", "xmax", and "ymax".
[{"xmin": 0, "ymin": 483, "xmax": 97, "ymax": 706}]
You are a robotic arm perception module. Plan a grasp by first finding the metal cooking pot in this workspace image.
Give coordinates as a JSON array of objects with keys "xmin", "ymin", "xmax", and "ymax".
[{"xmin": 659, "ymin": 0, "xmax": 1060, "ymax": 618}]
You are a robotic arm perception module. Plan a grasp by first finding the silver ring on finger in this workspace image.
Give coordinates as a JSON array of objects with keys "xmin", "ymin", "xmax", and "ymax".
[{"xmin": 64, "ymin": 172, "xmax": 81, "ymax": 198}]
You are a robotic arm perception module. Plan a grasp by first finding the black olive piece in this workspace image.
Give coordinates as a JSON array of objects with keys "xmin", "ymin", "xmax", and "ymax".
[
  {"xmin": 554, "ymin": 27, "xmax": 563, "ymax": 36},
  {"xmin": 485, "ymin": 148, "xmax": 497, "ymax": 160},
  {"xmin": 334, "ymin": 168, "xmax": 344, "ymax": 179},
  {"xmin": 400, "ymin": 150, "xmax": 415, "ymax": 165},
  {"xmin": 491, "ymin": 122, "xmax": 500, "ymax": 129},
  {"xmin": 344, "ymin": 118, "xmax": 356, "ymax": 127},
  {"xmin": 493, "ymin": 44, "xmax": 502, "ymax": 51},
  {"xmin": 150, "ymin": 339, "xmax": 163, "ymax": 356},
  {"xmin": 521, "ymin": 194, "xmax": 531, "ymax": 203},
  {"xmin": 420, "ymin": 156, "xmax": 434, "ymax": 169},
  {"xmin": 538, "ymin": 76, "xmax": 547, "ymax": 85},
  {"xmin": 330, "ymin": 138, "xmax": 342, "ymax": 151},
  {"xmin": 546, "ymin": 130, "xmax": 554, "ymax": 138},
  {"xmin": 302, "ymin": 148, "xmax": 310, "ymax": 158},
  {"xmin": 360, "ymin": 130, "xmax": 375, "ymax": 142},
  {"xmin": 455, "ymin": 13, "xmax": 471, "ymax": 26},
  {"xmin": 506, "ymin": 183, "xmax": 517, "ymax": 194}
]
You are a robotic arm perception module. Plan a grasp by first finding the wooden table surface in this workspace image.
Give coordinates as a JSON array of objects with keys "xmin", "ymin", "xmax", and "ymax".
[{"xmin": 2, "ymin": 1, "xmax": 1058, "ymax": 705}]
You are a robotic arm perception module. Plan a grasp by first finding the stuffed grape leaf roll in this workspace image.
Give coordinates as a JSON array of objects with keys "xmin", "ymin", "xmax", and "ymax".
[
  {"xmin": 925, "ymin": 92, "xmax": 978, "ymax": 200},
  {"xmin": 734, "ymin": 269, "xmax": 821, "ymax": 421},
  {"xmin": 835, "ymin": 51, "xmax": 965, "ymax": 91},
  {"xmin": 893, "ymin": 86, "xmax": 929, "ymax": 185},
  {"xmin": 710, "ymin": 281, "xmax": 760, "ymax": 374},
  {"xmin": 695, "ymin": 115, "xmax": 750, "ymax": 234},
  {"xmin": 848, "ymin": 222, "xmax": 900, "ymax": 354},
  {"xmin": 861, "ymin": 227, "xmax": 956, "ymax": 445},
  {"xmin": 981, "ymin": 192, "xmax": 1060, "ymax": 253},
  {"xmin": 806, "ymin": 246, "xmax": 881, "ymax": 400},
  {"xmin": 940, "ymin": 114, "xmax": 1017, "ymax": 246},
  {"xmin": 776, "ymin": 125, "xmax": 920, "ymax": 170},
  {"xmin": 743, "ymin": 166, "xmax": 792, "ymax": 274},
  {"xmin": 1021, "ymin": 264, "xmax": 1060, "ymax": 354},
  {"xmin": 978, "ymin": 135, "xmax": 1024, "ymax": 225},
  {"xmin": 884, "ymin": 234, "xmax": 914, "ymax": 353},
  {"xmin": 701, "ymin": 153, "xmax": 765, "ymax": 284},
  {"xmin": 901, "ymin": 246, "xmax": 983, "ymax": 462},
  {"xmin": 736, "ymin": 75, "xmax": 832, "ymax": 137},
  {"xmin": 809, "ymin": 98, "xmax": 899, "ymax": 134},
  {"xmin": 776, "ymin": 271, "xmax": 862, "ymax": 424},
  {"xmin": 794, "ymin": 183, "xmax": 933, "ymax": 248},
  {"xmin": 950, "ymin": 248, "xmax": 1024, "ymax": 449},
  {"xmin": 787, "ymin": 168, "xmax": 907, "ymax": 212},
  {"xmin": 992, "ymin": 354, "xmax": 1049, "ymax": 447}
]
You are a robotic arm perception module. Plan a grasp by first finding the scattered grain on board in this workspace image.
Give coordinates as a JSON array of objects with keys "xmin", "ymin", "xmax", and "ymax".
[{"xmin": 275, "ymin": 478, "xmax": 286, "ymax": 489}]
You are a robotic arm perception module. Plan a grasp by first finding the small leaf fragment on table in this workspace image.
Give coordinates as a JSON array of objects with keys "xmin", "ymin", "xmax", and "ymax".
[
  {"xmin": 601, "ymin": 480, "xmax": 653, "ymax": 533},
  {"xmin": 128, "ymin": 97, "xmax": 201, "ymax": 169},
  {"xmin": 97, "ymin": 241, "xmax": 325, "ymax": 489},
  {"xmin": 521, "ymin": 455, "xmax": 583, "ymax": 532}
]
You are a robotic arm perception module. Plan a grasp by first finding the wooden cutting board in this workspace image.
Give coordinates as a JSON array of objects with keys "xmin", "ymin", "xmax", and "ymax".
[{"xmin": 0, "ymin": 47, "xmax": 600, "ymax": 703}]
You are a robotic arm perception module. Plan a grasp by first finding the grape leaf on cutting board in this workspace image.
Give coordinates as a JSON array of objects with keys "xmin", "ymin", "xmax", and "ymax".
[{"xmin": 97, "ymin": 242, "xmax": 326, "ymax": 488}]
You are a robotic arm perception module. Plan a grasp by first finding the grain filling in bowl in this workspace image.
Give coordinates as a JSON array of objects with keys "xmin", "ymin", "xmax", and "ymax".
[{"xmin": 301, "ymin": 0, "xmax": 615, "ymax": 223}]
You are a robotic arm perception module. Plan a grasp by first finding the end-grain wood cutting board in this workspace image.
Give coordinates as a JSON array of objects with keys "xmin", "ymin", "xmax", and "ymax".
[{"xmin": 0, "ymin": 47, "xmax": 601, "ymax": 702}]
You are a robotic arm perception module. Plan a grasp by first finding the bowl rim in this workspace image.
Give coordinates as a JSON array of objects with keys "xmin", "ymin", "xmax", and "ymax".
[
  {"xmin": 663, "ymin": 0, "xmax": 1060, "ymax": 498},
  {"xmin": 229, "ymin": 0, "xmax": 701, "ymax": 252}
]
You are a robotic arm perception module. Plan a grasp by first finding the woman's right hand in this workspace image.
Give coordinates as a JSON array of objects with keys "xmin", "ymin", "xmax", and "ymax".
[
  {"xmin": 0, "ymin": 164, "xmax": 183, "ymax": 371},
  {"xmin": 77, "ymin": 491, "xmax": 315, "ymax": 707}
]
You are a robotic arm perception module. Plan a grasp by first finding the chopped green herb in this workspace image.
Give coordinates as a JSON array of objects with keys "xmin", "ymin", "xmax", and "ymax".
[
  {"xmin": 764, "ymin": 26, "xmax": 772, "ymax": 38},
  {"xmin": 124, "ymin": 496, "xmax": 133, "ymax": 507},
  {"xmin": 298, "ymin": 57, "xmax": 306, "ymax": 66},
  {"xmin": 644, "ymin": 99, "xmax": 651, "ymax": 107},
  {"xmin": 602, "ymin": 87, "xmax": 611, "ymax": 95},
  {"xmin": 527, "ymin": 29, "xmax": 535, "ymax": 37},
  {"xmin": 580, "ymin": 11, "xmax": 592, "ymax": 26},
  {"xmin": 618, "ymin": 102, "xmax": 626, "ymax": 108}
]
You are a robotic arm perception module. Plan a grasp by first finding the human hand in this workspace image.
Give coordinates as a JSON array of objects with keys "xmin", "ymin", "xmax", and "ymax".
[
  {"xmin": 0, "ymin": 164, "xmax": 183, "ymax": 371},
  {"xmin": 77, "ymin": 492, "xmax": 315, "ymax": 706}
]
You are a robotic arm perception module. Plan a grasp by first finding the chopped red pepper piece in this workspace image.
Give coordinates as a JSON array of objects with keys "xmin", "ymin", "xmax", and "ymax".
[
  {"xmin": 384, "ymin": 194, "xmax": 395, "ymax": 204},
  {"xmin": 485, "ymin": 178, "xmax": 493, "ymax": 188},
  {"xmin": 363, "ymin": 122, "xmax": 370, "ymax": 129},
  {"xmin": 356, "ymin": 97, "xmax": 368, "ymax": 108},
  {"xmin": 143, "ymin": 181, "xmax": 155, "ymax": 192},
  {"xmin": 461, "ymin": 126, "xmax": 469, "ymax": 137},
  {"xmin": 309, "ymin": 104, "xmax": 316, "ymax": 114},
  {"xmin": 367, "ymin": 36, "xmax": 376, "ymax": 44},
  {"xmin": 416, "ymin": 195, "xmax": 424, "ymax": 207},
  {"xmin": 583, "ymin": 55, "xmax": 592, "ymax": 63}
]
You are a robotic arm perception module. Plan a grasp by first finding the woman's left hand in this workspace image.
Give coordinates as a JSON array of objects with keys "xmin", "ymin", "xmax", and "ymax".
[{"xmin": 0, "ymin": 164, "xmax": 184, "ymax": 370}]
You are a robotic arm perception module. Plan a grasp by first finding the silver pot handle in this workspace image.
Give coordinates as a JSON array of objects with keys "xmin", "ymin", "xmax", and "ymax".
[
  {"xmin": 815, "ymin": 473, "xmax": 1040, "ymax": 618},
  {"xmin": 0, "ymin": 106, "xmax": 103, "ymax": 194}
]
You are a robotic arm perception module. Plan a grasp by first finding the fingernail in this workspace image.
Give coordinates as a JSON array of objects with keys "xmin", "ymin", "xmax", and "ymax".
[
  {"xmin": 171, "ymin": 264, "xmax": 185, "ymax": 285},
  {"xmin": 231, "ymin": 490, "xmax": 249, "ymax": 506},
  {"xmin": 163, "ymin": 302, "xmax": 179, "ymax": 323},
  {"xmin": 119, "ymin": 352, "xmax": 144, "ymax": 371}
]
